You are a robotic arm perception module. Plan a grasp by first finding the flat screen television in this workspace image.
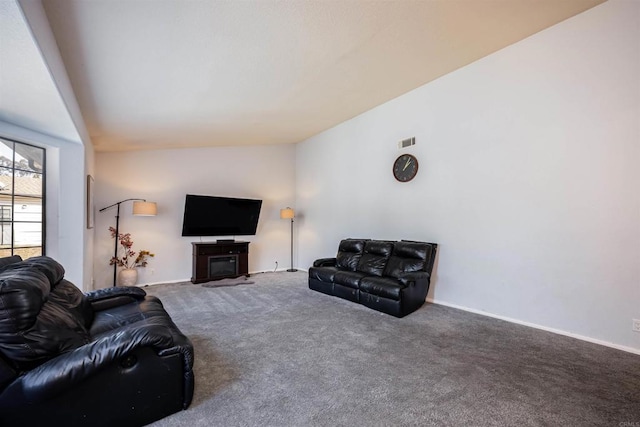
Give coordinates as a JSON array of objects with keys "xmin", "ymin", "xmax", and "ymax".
[{"xmin": 181, "ymin": 194, "xmax": 262, "ymax": 237}]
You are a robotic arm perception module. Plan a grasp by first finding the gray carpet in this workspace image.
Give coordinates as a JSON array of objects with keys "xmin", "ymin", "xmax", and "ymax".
[{"xmin": 146, "ymin": 272, "xmax": 640, "ymax": 426}]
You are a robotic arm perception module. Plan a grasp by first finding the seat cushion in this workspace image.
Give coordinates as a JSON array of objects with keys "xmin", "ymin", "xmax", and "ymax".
[
  {"xmin": 333, "ymin": 271, "xmax": 368, "ymax": 289},
  {"xmin": 359, "ymin": 276, "xmax": 404, "ymax": 301},
  {"xmin": 308, "ymin": 266, "xmax": 339, "ymax": 283}
]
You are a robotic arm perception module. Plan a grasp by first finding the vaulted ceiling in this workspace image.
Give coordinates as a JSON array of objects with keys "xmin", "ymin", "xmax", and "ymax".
[{"xmin": 2, "ymin": 0, "xmax": 605, "ymax": 152}]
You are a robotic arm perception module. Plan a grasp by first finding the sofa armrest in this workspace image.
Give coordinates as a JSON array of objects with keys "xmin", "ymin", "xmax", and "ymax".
[
  {"xmin": 313, "ymin": 258, "xmax": 337, "ymax": 267},
  {"xmin": 85, "ymin": 286, "xmax": 147, "ymax": 311},
  {"xmin": 2, "ymin": 320, "xmax": 178, "ymax": 404},
  {"xmin": 397, "ymin": 271, "xmax": 431, "ymax": 287}
]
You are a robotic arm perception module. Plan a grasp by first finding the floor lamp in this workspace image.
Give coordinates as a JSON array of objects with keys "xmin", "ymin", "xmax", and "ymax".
[
  {"xmin": 280, "ymin": 207, "xmax": 297, "ymax": 272},
  {"xmin": 99, "ymin": 199, "xmax": 157, "ymax": 286}
]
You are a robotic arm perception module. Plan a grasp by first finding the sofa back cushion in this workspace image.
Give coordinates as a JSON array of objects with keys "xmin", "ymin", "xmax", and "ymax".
[
  {"xmin": 51, "ymin": 279, "xmax": 95, "ymax": 329},
  {"xmin": 336, "ymin": 239, "xmax": 367, "ymax": 271},
  {"xmin": 0, "ymin": 257, "xmax": 91, "ymax": 371},
  {"xmin": 356, "ymin": 241, "xmax": 393, "ymax": 276},
  {"xmin": 383, "ymin": 241, "xmax": 433, "ymax": 278}
]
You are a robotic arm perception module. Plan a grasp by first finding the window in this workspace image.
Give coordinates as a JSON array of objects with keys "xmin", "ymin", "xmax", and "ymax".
[{"xmin": 0, "ymin": 138, "xmax": 45, "ymax": 259}]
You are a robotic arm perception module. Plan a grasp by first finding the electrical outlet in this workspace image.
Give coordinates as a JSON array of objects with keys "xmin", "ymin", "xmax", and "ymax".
[{"xmin": 633, "ymin": 319, "xmax": 640, "ymax": 332}]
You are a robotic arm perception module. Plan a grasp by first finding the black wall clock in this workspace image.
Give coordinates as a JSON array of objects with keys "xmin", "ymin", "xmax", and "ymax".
[{"xmin": 393, "ymin": 154, "xmax": 419, "ymax": 182}]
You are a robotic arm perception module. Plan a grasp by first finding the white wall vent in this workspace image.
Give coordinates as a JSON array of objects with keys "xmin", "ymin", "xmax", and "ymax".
[{"xmin": 398, "ymin": 137, "xmax": 415, "ymax": 149}]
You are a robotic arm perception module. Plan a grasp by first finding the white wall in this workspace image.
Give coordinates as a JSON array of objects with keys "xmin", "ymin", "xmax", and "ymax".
[
  {"xmin": 94, "ymin": 144, "xmax": 296, "ymax": 288},
  {"xmin": 296, "ymin": 0, "xmax": 640, "ymax": 352}
]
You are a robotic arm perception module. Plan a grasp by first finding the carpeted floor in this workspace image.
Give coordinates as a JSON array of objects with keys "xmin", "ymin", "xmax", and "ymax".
[{"xmin": 146, "ymin": 271, "xmax": 640, "ymax": 426}]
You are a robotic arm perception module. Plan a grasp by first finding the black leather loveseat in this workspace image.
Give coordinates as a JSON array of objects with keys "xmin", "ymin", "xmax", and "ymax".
[
  {"xmin": 0, "ymin": 256, "xmax": 194, "ymax": 426},
  {"xmin": 309, "ymin": 239, "xmax": 437, "ymax": 317}
]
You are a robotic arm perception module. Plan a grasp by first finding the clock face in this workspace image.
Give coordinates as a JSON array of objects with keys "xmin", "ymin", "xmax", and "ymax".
[{"xmin": 393, "ymin": 154, "xmax": 419, "ymax": 182}]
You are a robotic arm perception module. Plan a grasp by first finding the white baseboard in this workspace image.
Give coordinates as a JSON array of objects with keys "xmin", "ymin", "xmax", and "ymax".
[
  {"xmin": 251, "ymin": 268, "xmax": 309, "ymax": 274},
  {"xmin": 426, "ymin": 297, "xmax": 640, "ymax": 356},
  {"xmin": 251, "ymin": 269, "xmax": 288, "ymax": 274}
]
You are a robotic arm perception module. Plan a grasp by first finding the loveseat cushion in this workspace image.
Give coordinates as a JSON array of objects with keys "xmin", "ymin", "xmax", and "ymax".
[
  {"xmin": 356, "ymin": 241, "xmax": 393, "ymax": 276},
  {"xmin": 383, "ymin": 241, "xmax": 432, "ymax": 278},
  {"xmin": 0, "ymin": 257, "xmax": 91, "ymax": 371},
  {"xmin": 336, "ymin": 239, "xmax": 367, "ymax": 271},
  {"xmin": 359, "ymin": 276, "xmax": 404, "ymax": 300}
]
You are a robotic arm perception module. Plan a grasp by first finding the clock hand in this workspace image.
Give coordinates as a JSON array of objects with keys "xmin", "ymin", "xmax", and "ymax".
[{"xmin": 403, "ymin": 158, "xmax": 412, "ymax": 171}]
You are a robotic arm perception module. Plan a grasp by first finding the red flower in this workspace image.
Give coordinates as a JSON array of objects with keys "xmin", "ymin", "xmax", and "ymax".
[{"xmin": 108, "ymin": 227, "xmax": 154, "ymax": 269}]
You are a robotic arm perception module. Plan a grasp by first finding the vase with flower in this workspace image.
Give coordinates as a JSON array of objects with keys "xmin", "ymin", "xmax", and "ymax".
[{"xmin": 109, "ymin": 227, "xmax": 154, "ymax": 286}]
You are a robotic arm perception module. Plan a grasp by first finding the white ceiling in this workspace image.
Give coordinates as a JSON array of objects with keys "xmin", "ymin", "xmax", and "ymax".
[{"xmin": 3, "ymin": 0, "xmax": 605, "ymax": 152}]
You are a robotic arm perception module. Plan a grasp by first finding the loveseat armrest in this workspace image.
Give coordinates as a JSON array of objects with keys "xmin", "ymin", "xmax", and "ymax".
[
  {"xmin": 313, "ymin": 258, "xmax": 337, "ymax": 267},
  {"xmin": 0, "ymin": 320, "xmax": 183, "ymax": 404},
  {"xmin": 397, "ymin": 271, "xmax": 431, "ymax": 287},
  {"xmin": 85, "ymin": 286, "xmax": 147, "ymax": 311}
]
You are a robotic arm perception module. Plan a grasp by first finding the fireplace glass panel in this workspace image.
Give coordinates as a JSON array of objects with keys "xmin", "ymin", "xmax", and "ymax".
[{"xmin": 208, "ymin": 255, "xmax": 238, "ymax": 279}]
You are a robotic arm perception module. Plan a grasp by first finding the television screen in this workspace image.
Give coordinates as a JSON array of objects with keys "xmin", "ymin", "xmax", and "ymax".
[{"xmin": 181, "ymin": 194, "xmax": 262, "ymax": 237}]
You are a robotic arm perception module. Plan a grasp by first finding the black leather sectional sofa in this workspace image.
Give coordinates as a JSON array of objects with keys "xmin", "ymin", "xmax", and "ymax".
[
  {"xmin": 309, "ymin": 239, "xmax": 438, "ymax": 317},
  {"xmin": 0, "ymin": 256, "xmax": 194, "ymax": 426}
]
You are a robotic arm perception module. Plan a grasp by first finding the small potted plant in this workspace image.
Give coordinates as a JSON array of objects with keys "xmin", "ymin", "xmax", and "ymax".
[{"xmin": 109, "ymin": 227, "xmax": 154, "ymax": 286}]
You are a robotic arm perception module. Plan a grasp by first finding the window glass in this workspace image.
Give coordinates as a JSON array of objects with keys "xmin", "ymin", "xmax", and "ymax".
[
  {"xmin": 0, "ymin": 138, "xmax": 45, "ymax": 259},
  {"xmin": 14, "ymin": 246, "xmax": 42, "ymax": 259},
  {"xmin": 14, "ymin": 175, "xmax": 43, "ymax": 197},
  {"xmin": 0, "ymin": 224, "xmax": 11, "ymax": 250}
]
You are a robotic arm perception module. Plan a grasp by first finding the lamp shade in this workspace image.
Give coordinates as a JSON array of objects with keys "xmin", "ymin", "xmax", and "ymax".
[
  {"xmin": 132, "ymin": 201, "xmax": 157, "ymax": 216},
  {"xmin": 280, "ymin": 207, "xmax": 294, "ymax": 219}
]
